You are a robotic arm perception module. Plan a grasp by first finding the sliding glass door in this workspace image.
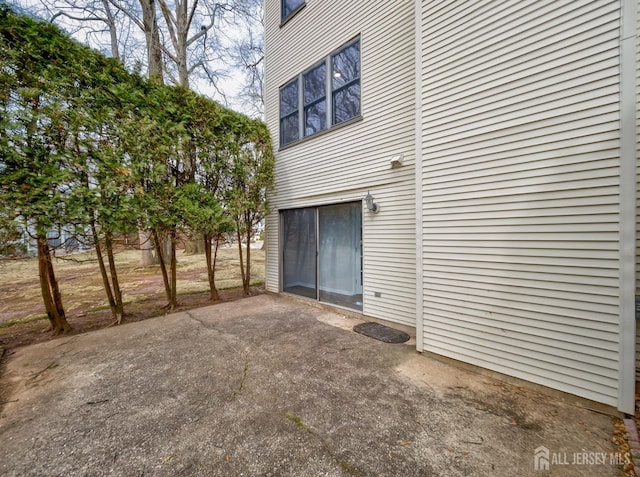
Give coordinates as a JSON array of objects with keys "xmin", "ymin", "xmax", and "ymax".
[
  {"xmin": 282, "ymin": 208, "xmax": 317, "ymax": 299},
  {"xmin": 318, "ymin": 203, "xmax": 362, "ymax": 308},
  {"xmin": 281, "ymin": 202, "xmax": 362, "ymax": 310}
]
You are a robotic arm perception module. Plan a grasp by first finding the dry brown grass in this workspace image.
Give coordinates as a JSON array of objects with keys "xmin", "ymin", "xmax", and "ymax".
[{"xmin": 0, "ymin": 244, "xmax": 265, "ymax": 348}]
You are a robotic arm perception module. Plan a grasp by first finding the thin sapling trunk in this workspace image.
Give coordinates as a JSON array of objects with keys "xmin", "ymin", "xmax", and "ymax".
[
  {"xmin": 204, "ymin": 234, "xmax": 219, "ymax": 301},
  {"xmin": 244, "ymin": 224, "xmax": 251, "ymax": 295},
  {"xmin": 105, "ymin": 231, "xmax": 124, "ymax": 323},
  {"xmin": 169, "ymin": 228, "xmax": 177, "ymax": 309},
  {"xmin": 236, "ymin": 227, "xmax": 248, "ymax": 296},
  {"xmin": 36, "ymin": 235, "xmax": 71, "ymax": 334},
  {"xmin": 92, "ymin": 221, "xmax": 119, "ymax": 323},
  {"xmin": 152, "ymin": 228, "xmax": 176, "ymax": 311}
]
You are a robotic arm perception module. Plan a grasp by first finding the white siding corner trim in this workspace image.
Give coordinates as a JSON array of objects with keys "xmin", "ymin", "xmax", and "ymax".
[
  {"xmin": 414, "ymin": 0, "xmax": 424, "ymax": 352},
  {"xmin": 618, "ymin": 0, "xmax": 638, "ymax": 414}
]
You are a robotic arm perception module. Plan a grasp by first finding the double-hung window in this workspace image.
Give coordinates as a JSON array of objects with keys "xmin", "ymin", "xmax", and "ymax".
[
  {"xmin": 281, "ymin": 0, "xmax": 304, "ymax": 22},
  {"xmin": 280, "ymin": 79, "xmax": 299, "ymax": 146},
  {"xmin": 303, "ymin": 63, "xmax": 326, "ymax": 137},
  {"xmin": 279, "ymin": 37, "xmax": 361, "ymax": 147},
  {"xmin": 331, "ymin": 39, "xmax": 361, "ymax": 125}
]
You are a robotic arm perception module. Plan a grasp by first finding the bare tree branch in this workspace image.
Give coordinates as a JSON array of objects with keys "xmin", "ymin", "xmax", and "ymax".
[
  {"xmin": 156, "ymin": 0, "xmax": 178, "ymax": 56},
  {"xmin": 16, "ymin": 0, "xmax": 265, "ymax": 113},
  {"xmin": 187, "ymin": 0, "xmax": 199, "ymax": 31}
]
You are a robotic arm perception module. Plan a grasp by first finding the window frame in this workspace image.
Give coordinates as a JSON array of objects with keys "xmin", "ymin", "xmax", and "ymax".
[
  {"xmin": 281, "ymin": 0, "xmax": 305, "ymax": 25},
  {"xmin": 278, "ymin": 36, "xmax": 361, "ymax": 148},
  {"xmin": 331, "ymin": 39, "xmax": 361, "ymax": 126},
  {"xmin": 279, "ymin": 78, "xmax": 299, "ymax": 147},
  {"xmin": 302, "ymin": 60, "xmax": 328, "ymax": 137}
]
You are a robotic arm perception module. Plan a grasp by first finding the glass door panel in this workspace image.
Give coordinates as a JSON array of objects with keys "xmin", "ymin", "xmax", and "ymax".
[
  {"xmin": 282, "ymin": 208, "xmax": 317, "ymax": 299},
  {"xmin": 318, "ymin": 203, "xmax": 362, "ymax": 310}
]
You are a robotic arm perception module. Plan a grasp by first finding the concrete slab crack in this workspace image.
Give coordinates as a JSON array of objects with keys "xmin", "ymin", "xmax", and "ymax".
[
  {"xmin": 231, "ymin": 359, "xmax": 249, "ymax": 398},
  {"xmin": 285, "ymin": 412, "xmax": 367, "ymax": 477},
  {"xmin": 184, "ymin": 310, "xmax": 219, "ymax": 332}
]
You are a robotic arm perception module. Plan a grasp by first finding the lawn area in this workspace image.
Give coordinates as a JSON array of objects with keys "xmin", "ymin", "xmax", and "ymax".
[{"xmin": 0, "ymin": 244, "xmax": 265, "ymax": 349}]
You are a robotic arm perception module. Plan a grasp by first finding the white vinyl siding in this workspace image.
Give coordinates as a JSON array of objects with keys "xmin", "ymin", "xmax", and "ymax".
[
  {"xmin": 281, "ymin": 0, "xmax": 304, "ymax": 23},
  {"xmin": 265, "ymin": 211, "xmax": 279, "ymax": 293},
  {"xmin": 264, "ymin": 0, "xmax": 416, "ymax": 327},
  {"xmin": 420, "ymin": 0, "xmax": 624, "ymax": 407}
]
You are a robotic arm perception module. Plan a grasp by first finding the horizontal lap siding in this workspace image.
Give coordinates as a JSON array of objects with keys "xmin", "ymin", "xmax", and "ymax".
[
  {"xmin": 264, "ymin": 211, "xmax": 279, "ymax": 293},
  {"xmin": 363, "ymin": 184, "xmax": 416, "ymax": 326},
  {"xmin": 421, "ymin": 0, "xmax": 622, "ymax": 406},
  {"xmin": 264, "ymin": 0, "xmax": 417, "ymax": 326}
]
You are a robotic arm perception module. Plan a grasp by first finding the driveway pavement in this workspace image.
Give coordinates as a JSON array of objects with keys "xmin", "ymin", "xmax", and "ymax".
[{"xmin": 0, "ymin": 294, "xmax": 620, "ymax": 476}]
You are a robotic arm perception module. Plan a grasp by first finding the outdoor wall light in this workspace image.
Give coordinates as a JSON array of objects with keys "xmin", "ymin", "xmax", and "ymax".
[{"xmin": 364, "ymin": 191, "xmax": 379, "ymax": 213}]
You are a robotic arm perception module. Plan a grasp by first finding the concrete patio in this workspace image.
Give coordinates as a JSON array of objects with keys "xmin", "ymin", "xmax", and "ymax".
[{"xmin": 0, "ymin": 294, "xmax": 621, "ymax": 476}]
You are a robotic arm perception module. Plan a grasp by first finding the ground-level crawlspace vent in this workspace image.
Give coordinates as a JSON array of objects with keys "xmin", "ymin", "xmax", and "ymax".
[{"xmin": 353, "ymin": 322, "xmax": 410, "ymax": 344}]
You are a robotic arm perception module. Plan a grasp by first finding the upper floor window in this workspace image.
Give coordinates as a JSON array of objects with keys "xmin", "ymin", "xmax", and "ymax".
[
  {"xmin": 332, "ymin": 40, "xmax": 361, "ymax": 125},
  {"xmin": 282, "ymin": 0, "xmax": 305, "ymax": 22},
  {"xmin": 279, "ymin": 37, "xmax": 361, "ymax": 147},
  {"xmin": 280, "ymin": 79, "xmax": 299, "ymax": 146},
  {"xmin": 303, "ymin": 63, "xmax": 326, "ymax": 136}
]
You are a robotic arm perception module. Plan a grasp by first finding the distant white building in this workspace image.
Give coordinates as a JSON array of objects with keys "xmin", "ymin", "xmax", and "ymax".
[
  {"xmin": 17, "ymin": 224, "xmax": 91, "ymax": 257},
  {"xmin": 264, "ymin": 0, "xmax": 638, "ymax": 414}
]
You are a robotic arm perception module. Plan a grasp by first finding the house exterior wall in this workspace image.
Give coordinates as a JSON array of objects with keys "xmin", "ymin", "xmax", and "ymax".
[
  {"xmin": 264, "ymin": 0, "xmax": 417, "ymax": 327},
  {"xmin": 265, "ymin": 0, "xmax": 637, "ymax": 413},
  {"xmin": 419, "ymin": 0, "xmax": 635, "ymax": 411}
]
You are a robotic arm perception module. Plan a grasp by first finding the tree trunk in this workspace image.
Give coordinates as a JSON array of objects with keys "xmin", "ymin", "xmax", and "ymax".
[
  {"xmin": 157, "ymin": 0, "xmax": 189, "ymax": 88},
  {"xmin": 184, "ymin": 237, "xmax": 205, "ymax": 255},
  {"xmin": 236, "ymin": 227, "xmax": 246, "ymax": 294},
  {"xmin": 204, "ymin": 234, "xmax": 219, "ymax": 301},
  {"xmin": 138, "ymin": 0, "xmax": 166, "ymax": 271},
  {"xmin": 244, "ymin": 218, "xmax": 251, "ymax": 296},
  {"xmin": 169, "ymin": 228, "xmax": 177, "ymax": 310},
  {"xmin": 36, "ymin": 235, "xmax": 71, "ymax": 334},
  {"xmin": 92, "ymin": 222, "xmax": 119, "ymax": 323},
  {"xmin": 176, "ymin": 3, "xmax": 189, "ymax": 89},
  {"xmin": 162, "ymin": 234, "xmax": 172, "ymax": 265},
  {"xmin": 37, "ymin": 236, "xmax": 58, "ymax": 330},
  {"xmin": 46, "ymin": 243, "xmax": 68, "ymax": 332},
  {"xmin": 152, "ymin": 228, "xmax": 175, "ymax": 310},
  {"xmin": 105, "ymin": 231, "xmax": 124, "ymax": 323},
  {"xmin": 102, "ymin": 0, "xmax": 120, "ymax": 61},
  {"xmin": 138, "ymin": 229, "xmax": 155, "ymax": 266},
  {"xmin": 139, "ymin": 0, "xmax": 164, "ymax": 81}
]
